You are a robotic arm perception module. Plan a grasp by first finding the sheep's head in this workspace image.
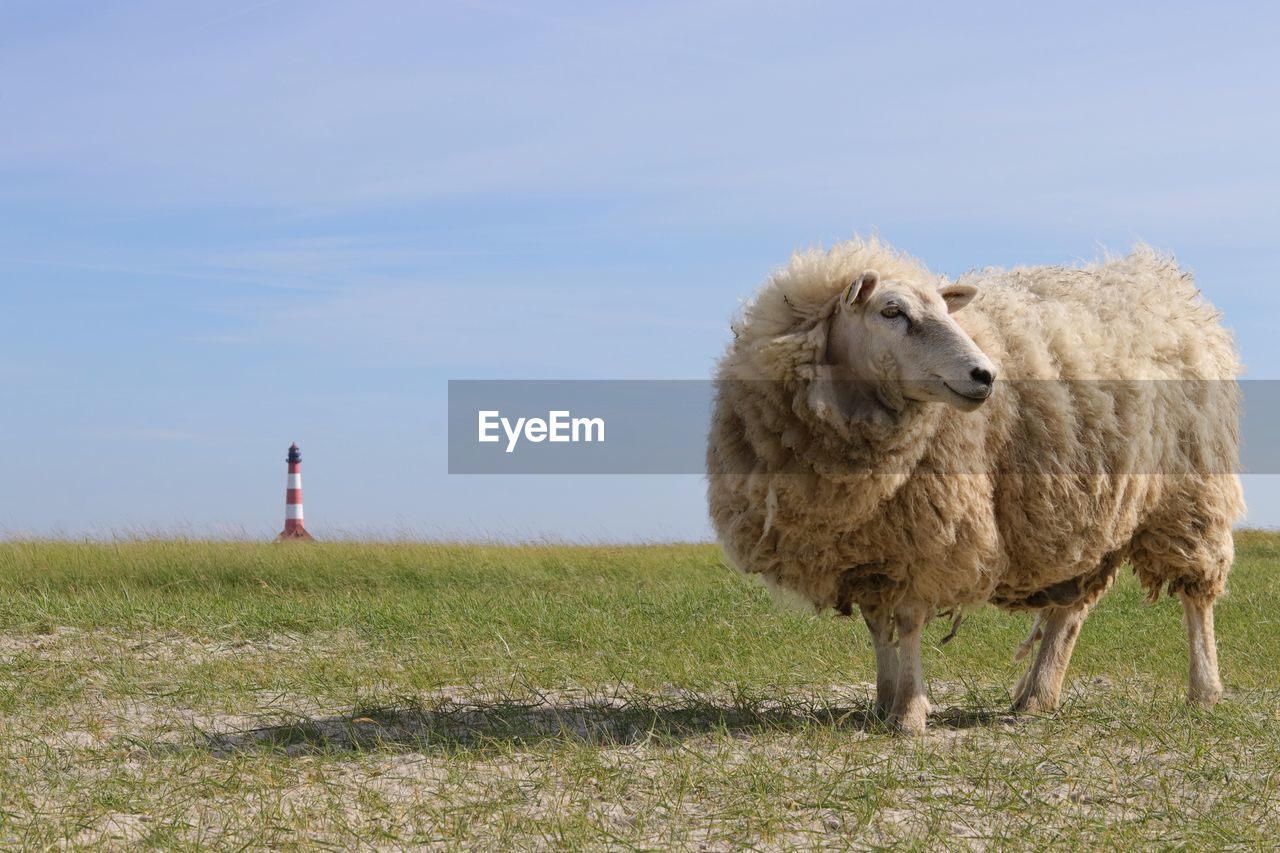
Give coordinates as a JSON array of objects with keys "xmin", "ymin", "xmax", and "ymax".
[{"xmin": 825, "ymin": 269, "xmax": 996, "ymax": 412}]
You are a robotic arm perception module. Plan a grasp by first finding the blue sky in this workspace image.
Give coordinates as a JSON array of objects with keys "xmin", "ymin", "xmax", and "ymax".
[{"xmin": 2, "ymin": 0, "xmax": 1279, "ymax": 539}]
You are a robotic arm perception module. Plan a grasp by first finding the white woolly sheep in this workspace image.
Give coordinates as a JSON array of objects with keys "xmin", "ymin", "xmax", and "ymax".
[{"xmin": 707, "ymin": 237, "xmax": 1244, "ymax": 734}]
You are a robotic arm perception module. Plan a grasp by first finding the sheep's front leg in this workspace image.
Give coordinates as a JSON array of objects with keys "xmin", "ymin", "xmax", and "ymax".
[
  {"xmin": 1181, "ymin": 593, "xmax": 1223, "ymax": 706},
  {"xmin": 889, "ymin": 604, "xmax": 931, "ymax": 735},
  {"xmin": 860, "ymin": 607, "xmax": 899, "ymax": 719},
  {"xmin": 1012, "ymin": 602, "xmax": 1090, "ymax": 713}
]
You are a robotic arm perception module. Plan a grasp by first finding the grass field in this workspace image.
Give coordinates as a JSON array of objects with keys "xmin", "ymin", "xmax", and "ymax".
[{"xmin": 1, "ymin": 535, "xmax": 1277, "ymax": 848}]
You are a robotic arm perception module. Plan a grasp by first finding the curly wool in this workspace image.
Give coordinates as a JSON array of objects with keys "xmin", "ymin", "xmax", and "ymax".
[{"xmin": 707, "ymin": 237, "xmax": 1245, "ymax": 620}]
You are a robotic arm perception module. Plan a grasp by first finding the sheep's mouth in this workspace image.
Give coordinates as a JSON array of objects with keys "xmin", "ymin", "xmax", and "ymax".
[
  {"xmin": 942, "ymin": 381, "xmax": 991, "ymax": 410},
  {"xmin": 943, "ymin": 382, "xmax": 991, "ymax": 402}
]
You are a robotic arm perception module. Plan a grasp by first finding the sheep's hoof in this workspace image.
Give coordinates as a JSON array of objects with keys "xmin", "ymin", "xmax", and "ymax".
[
  {"xmin": 1011, "ymin": 692, "xmax": 1060, "ymax": 715},
  {"xmin": 888, "ymin": 702, "xmax": 929, "ymax": 736},
  {"xmin": 891, "ymin": 712, "xmax": 927, "ymax": 736},
  {"xmin": 1011, "ymin": 675, "xmax": 1061, "ymax": 714},
  {"xmin": 1187, "ymin": 685, "xmax": 1223, "ymax": 708}
]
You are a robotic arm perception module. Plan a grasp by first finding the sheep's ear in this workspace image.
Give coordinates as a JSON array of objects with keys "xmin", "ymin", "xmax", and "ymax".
[
  {"xmin": 840, "ymin": 270, "xmax": 880, "ymax": 309},
  {"xmin": 940, "ymin": 282, "xmax": 977, "ymax": 313}
]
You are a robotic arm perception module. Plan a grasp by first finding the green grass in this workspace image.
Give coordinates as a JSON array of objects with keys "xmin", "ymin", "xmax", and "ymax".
[{"xmin": 0, "ymin": 535, "xmax": 1277, "ymax": 847}]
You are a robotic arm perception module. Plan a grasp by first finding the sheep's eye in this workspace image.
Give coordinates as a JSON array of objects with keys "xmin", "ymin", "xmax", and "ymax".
[{"xmin": 880, "ymin": 306, "xmax": 901, "ymax": 319}]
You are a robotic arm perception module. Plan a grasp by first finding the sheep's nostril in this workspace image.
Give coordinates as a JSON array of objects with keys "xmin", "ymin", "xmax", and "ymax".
[{"xmin": 971, "ymin": 367, "xmax": 994, "ymax": 387}]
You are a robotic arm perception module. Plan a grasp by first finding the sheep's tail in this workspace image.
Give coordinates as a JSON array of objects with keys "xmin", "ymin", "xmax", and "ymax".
[
  {"xmin": 936, "ymin": 606, "xmax": 966, "ymax": 645},
  {"xmin": 939, "ymin": 611, "xmax": 964, "ymax": 645},
  {"xmin": 1014, "ymin": 613, "xmax": 1044, "ymax": 661}
]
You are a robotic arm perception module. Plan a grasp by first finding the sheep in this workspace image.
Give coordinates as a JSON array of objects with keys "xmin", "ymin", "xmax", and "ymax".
[{"xmin": 707, "ymin": 237, "xmax": 1245, "ymax": 734}]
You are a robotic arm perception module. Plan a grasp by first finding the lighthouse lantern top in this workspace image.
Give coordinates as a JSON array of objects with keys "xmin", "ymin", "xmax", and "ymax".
[{"xmin": 286, "ymin": 443, "xmax": 301, "ymax": 464}]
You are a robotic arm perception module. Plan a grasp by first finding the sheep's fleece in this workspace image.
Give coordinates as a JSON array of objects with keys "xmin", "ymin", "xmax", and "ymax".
[{"xmin": 707, "ymin": 238, "xmax": 1244, "ymax": 623}]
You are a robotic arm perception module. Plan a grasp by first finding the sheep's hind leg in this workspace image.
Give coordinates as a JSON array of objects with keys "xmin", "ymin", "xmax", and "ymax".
[
  {"xmin": 1181, "ymin": 593, "xmax": 1223, "ymax": 706},
  {"xmin": 1012, "ymin": 603, "xmax": 1090, "ymax": 714},
  {"xmin": 888, "ymin": 604, "xmax": 931, "ymax": 735},
  {"xmin": 860, "ymin": 607, "xmax": 899, "ymax": 719}
]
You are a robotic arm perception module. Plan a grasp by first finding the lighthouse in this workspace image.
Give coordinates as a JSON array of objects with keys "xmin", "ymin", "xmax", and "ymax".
[{"xmin": 276, "ymin": 442, "xmax": 315, "ymax": 541}]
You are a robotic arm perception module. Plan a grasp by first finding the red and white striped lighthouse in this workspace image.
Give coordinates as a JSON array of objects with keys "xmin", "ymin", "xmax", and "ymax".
[{"xmin": 277, "ymin": 442, "xmax": 315, "ymax": 541}]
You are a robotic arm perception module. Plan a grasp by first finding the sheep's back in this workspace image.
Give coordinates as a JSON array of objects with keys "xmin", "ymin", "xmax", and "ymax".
[{"xmin": 960, "ymin": 249, "xmax": 1240, "ymax": 382}]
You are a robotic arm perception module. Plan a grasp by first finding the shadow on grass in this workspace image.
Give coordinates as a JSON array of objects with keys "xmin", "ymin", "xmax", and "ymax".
[{"xmin": 195, "ymin": 692, "xmax": 1019, "ymax": 756}]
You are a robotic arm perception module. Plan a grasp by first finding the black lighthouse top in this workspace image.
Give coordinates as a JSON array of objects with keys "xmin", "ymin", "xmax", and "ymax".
[{"xmin": 286, "ymin": 443, "xmax": 301, "ymax": 464}]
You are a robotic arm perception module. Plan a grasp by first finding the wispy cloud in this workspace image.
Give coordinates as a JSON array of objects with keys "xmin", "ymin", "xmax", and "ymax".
[
  {"xmin": 10, "ymin": 255, "xmax": 330, "ymax": 292},
  {"xmin": 111, "ymin": 427, "xmax": 214, "ymax": 442}
]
